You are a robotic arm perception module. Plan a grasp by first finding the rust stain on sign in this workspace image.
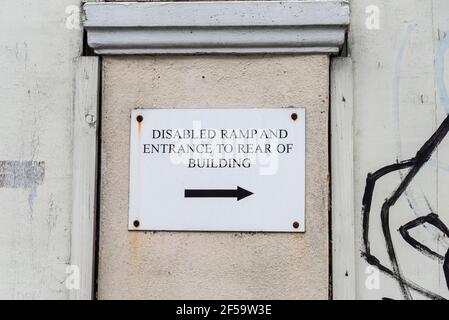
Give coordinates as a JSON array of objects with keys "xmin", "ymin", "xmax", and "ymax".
[{"xmin": 0, "ymin": 160, "xmax": 45, "ymax": 188}]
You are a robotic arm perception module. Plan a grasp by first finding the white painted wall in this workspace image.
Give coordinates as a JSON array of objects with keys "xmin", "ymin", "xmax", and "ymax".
[
  {"xmin": 5, "ymin": 0, "xmax": 449, "ymax": 301},
  {"xmin": 348, "ymin": 0, "xmax": 449, "ymax": 300},
  {"xmin": 0, "ymin": 1, "xmax": 82, "ymax": 298}
]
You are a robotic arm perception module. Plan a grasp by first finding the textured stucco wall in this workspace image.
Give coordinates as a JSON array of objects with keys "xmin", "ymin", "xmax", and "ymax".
[
  {"xmin": 99, "ymin": 55, "xmax": 329, "ymax": 299},
  {"xmin": 0, "ymin": 1, "xmax": 82, "ymax": 298}
]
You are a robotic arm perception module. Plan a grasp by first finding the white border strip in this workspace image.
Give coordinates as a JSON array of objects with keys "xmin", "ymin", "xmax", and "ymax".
[
  {"xmin": 83, "ymin": 1, "xmax": 349, "ymax": 55},
  {"xmin": 70, "ymin": 57, "xmax": 100, "ymax": 300},
  {"xmin": 330, "ymin": 57, "xmax": 356, "ymax": 300}
]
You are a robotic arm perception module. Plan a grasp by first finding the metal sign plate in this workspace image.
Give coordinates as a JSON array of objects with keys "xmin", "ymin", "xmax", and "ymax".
[{"xmin": 129, "ymin": 108, "xmax": 305, "ymax": 232}]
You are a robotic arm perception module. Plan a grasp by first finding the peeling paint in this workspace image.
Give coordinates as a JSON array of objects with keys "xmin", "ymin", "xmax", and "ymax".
[
  {"xmin": 84, "ymin": 113, "xmax": 97, "ymax": 128},
  {"xmin": 0, "ymin": 160, "xmax": 45, "ymax": 188}
]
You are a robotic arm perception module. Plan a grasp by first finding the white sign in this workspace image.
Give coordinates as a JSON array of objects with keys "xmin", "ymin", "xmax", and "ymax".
[{"xmin": 129, "ymin": 108, "xmax": 305, "ymax": 232}]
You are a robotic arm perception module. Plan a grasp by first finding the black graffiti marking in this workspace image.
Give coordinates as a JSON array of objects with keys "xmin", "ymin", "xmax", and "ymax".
[
  {"xmin": 399, "ymin": 213, "xmax": 449, "ymax": 261},
  {"xmin": 361, "ymin": 114, "xmax": 449, "ymax": 300},
  {"xmin": 399, "ymin": 213, "xmax": 449, "ymax": 291}
]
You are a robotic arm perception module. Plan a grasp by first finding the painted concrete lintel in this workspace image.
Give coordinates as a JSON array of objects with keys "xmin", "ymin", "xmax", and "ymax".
[{"xmin": 83, "ymin": 1, "xmax": 350, "ymax": 55}]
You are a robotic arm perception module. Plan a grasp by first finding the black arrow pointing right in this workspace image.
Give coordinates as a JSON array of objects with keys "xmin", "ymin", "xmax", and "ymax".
[{"xmin": 184, "ymin": 186, "xmax": 253, "ymax": 201}]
